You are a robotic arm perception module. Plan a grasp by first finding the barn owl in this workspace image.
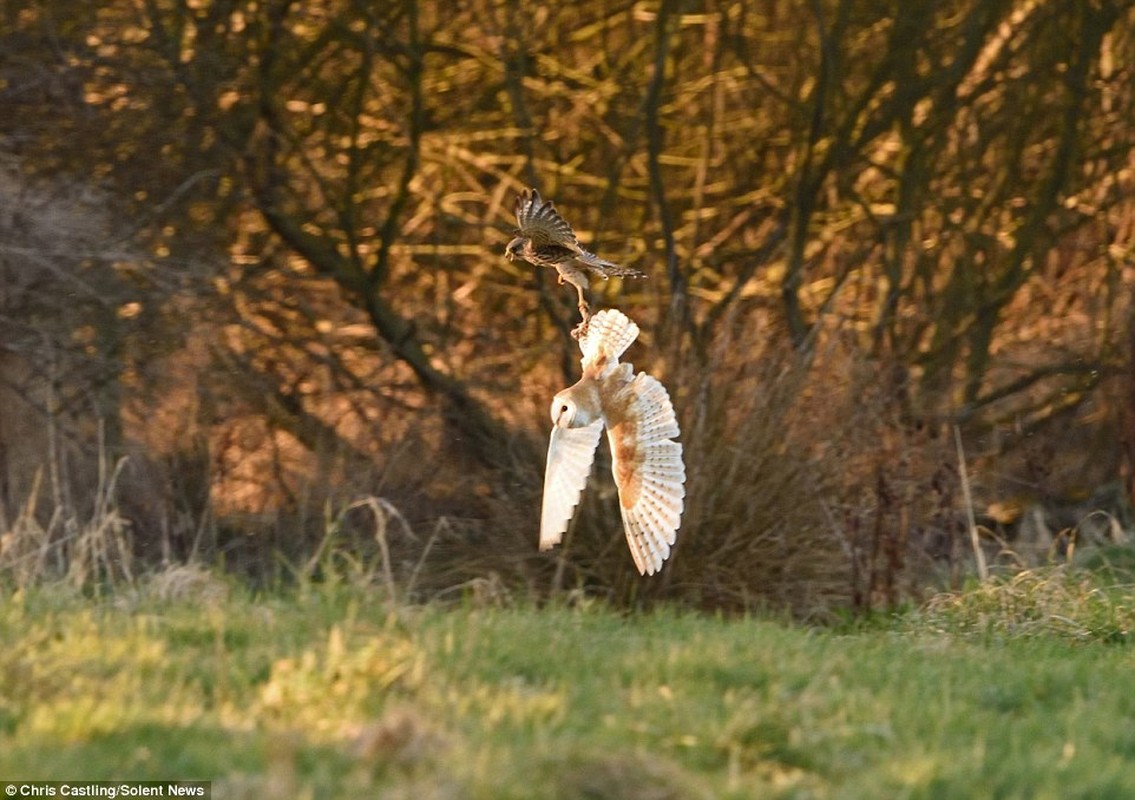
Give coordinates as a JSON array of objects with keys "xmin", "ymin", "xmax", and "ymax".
[
  {"xmin": 505, "ymin": 189, "xmax": 645, "ymax": 336},
  {"xmin": 540, "ymin": 309, "xmax": 685, "ymax": 575}
]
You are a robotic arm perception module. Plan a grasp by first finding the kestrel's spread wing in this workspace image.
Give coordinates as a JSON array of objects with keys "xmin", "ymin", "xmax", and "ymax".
[
  {"xmin": 514, "ymin": 189, "xmax": 582, "ymax": 252},
  {"xmin": 539, "ymin": 308, "xmax": 685, "ymax": 575}
]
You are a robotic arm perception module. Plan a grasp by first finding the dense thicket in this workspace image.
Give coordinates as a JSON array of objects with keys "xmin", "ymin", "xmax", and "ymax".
[{"xmin": 2, "ymin": 0, "xmax": 1134, "ymax": 611}]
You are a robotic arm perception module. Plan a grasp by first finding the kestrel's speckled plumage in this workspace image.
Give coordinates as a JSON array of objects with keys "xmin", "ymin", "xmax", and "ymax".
[
  {"xmin": 505, "ymin": 189, "xmax": 645, "ymax": 334},
  {"xmin": 540, "ymin": 309, "xmax": 685, "ymax": 576}
]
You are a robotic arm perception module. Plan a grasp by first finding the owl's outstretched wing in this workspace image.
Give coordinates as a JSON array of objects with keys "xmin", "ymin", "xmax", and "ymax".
[
  {"xmin": 607, "ymin": 373, "xmax": 685, "ymax": 575},
  {"xmin": 515, "ymin": 189, "xmax": 582, "ymax": 250},
  {"xmin": 540, "ymin": 419, "xmax": 605, "ymax": 552}
]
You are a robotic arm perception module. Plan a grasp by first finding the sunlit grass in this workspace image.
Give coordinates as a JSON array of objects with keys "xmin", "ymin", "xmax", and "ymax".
[
  {"xmin": 914, "ymin": 565, "xmax": 1135, "ymax": 642},
  {"xmin": 2, "ymin": 569, "xmax": 1134, "ymax": 798}
]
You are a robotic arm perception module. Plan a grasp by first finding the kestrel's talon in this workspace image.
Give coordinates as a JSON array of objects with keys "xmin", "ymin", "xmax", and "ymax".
[
  {"xmin": 573, "ymin": 301, "xmax": 592, "ymax": 339},
  {"xmin": 540, "ymin": 309, "xmax": 685, "ymax": 577},
  {"xmin": 571, "ymin": 308, "xmax": 592, "ymax": 339}
]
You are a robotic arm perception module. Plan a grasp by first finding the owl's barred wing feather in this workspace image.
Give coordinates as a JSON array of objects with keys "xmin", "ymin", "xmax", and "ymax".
[
  {"xmin": 607, "ymin": 374, "xmax": 685, "ymax": 576},
  {"xmin": 579, "ymin": 309, "xmax": 640, "ymax": 370},
  {"xmin": 539, "ymin": 419, "xmax": 605, "ymax": 552},
  {"xmin": 515, "ymin": 189, "xmax": 580, "ymax": 249}
]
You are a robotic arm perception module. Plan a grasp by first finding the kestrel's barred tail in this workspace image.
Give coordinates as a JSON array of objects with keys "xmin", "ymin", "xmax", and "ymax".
[
  {"xmin": 592, "ymin": 261, "xmax": 647, "ymax": 279},
  {"xmin": 572, "ymin": 246, "xmax": 645, "ymax": 279}
]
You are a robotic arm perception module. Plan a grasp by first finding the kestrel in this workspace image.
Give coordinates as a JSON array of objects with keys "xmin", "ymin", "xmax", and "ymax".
[
  {"xmin": 540, "ymin": 309, "xmax": 685, "ymax": 576},
  {"xmin": 505, "ymin": 189, "xmax": 645, "ymax": 335}
]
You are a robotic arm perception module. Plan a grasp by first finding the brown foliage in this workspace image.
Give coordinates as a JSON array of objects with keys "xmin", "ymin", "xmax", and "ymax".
[{"xmin": 2, "ymin": 1, "xmax": 1135, "ymax": 611}]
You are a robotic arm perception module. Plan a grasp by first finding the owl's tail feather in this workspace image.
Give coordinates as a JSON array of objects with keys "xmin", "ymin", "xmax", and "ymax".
[{"xmin": 579, "ymin": 309, "xmax": 639, "ymax": 367}]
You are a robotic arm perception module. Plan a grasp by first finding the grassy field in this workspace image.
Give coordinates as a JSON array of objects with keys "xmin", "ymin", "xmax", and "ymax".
[{"xmin": 2, "ymin": 567, "xmax": 1134, "ymax": 799}]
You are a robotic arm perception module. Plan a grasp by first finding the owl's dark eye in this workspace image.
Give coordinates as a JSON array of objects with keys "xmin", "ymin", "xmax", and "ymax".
[{"xmin": 551, "ymin": 399, "xmax": 574, "ymax": 425}]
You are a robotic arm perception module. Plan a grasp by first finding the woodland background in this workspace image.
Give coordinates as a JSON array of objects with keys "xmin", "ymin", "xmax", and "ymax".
[{"xmin": 2, "ymin": 0, "xmax": 1135, "ymax": 614}]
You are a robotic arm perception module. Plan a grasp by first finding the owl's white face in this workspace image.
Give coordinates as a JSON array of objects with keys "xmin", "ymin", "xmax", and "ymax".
[
  {"xmin": 550, "ymin": 392, "xmax": 595, "ymax": 428},
  {"xmin": 550, "ymin": 395, "xmax": 573, "ymax": 426}
]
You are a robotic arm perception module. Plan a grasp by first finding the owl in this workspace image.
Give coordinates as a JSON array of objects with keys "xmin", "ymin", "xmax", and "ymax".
[
  {"xmin": 540, "ymin": 309, "xmax": 685, "ymax": 575},
  {"xmin": 505, "ymin": 189, "xmax": 645, "ymax": 335}
]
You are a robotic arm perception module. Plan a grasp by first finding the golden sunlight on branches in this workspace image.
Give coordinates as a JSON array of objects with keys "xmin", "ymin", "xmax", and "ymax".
[{"xmin": 2, "ymin": 0, "xmax": 1135, "ymax": 610}]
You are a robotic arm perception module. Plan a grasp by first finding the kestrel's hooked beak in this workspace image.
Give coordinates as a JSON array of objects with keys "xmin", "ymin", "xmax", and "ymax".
[{"xmin": 504, "ymin": 236, "xmax": 523, "ymax": 261}]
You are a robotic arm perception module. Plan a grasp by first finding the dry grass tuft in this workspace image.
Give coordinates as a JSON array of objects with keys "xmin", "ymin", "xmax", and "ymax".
[
  {"xmin": 917, "ymin": 566, "xmax": 1135, "ymax": 642},
  {"xmin": 661, "ymin": 334, "xmax": 853, "ymax": 615},
  {"xmin": 0, "ymin": 454, "xmax": 135, "ymax": 591},
  {"xmin": 144, "ymin": 562, "xmax": 231, "ymax": 605},
  {"xmin": 539, "ymin": 749, "xmax": 710, "ymax": 800}
]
